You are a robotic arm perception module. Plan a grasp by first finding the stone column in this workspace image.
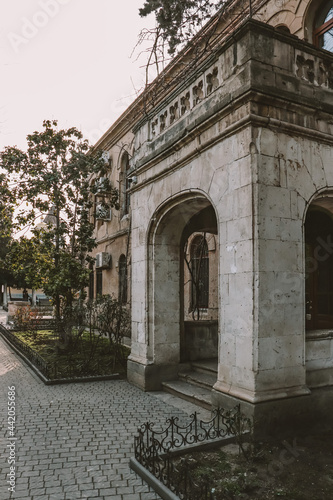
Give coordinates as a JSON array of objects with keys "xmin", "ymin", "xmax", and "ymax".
[{"xmin": 212, "ymin": 131, "xmax": 310, "ymax": 431}]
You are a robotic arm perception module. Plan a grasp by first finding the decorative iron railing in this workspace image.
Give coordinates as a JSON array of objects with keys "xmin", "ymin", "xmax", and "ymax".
[
  {"xmin": 134, "ymin": 406, "xmax": 249, "ymax": 500},
  {"xmin": 0, "ymin": 323, "xmax": 51, "ymax": 378},
  {"xmin": 0, "ymin": 323, "xmax": 121, "ymax": 381}
]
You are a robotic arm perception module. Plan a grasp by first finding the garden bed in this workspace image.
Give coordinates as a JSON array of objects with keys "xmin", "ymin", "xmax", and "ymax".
[
  {"xmin": 0, "ymin": 326, "xmax": 129, "ymax": 382},
  {"xmin": 168, "ymin": 429, "xmax": 333, "ymax": 499},
  {"xmin": 131, "ymin": 406, "xmax": 333, "ymax": 500}
]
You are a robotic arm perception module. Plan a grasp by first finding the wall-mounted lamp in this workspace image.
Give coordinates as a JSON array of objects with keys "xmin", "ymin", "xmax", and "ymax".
[{"xmin": 128, "ymin": 176, "xmax": 137, "ymax": 185}]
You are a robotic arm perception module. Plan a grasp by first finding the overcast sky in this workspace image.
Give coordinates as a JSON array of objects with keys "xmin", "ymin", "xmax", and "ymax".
[{"xmin": 0, "ymin": 0, "xmax": 155, "ymax": 151}]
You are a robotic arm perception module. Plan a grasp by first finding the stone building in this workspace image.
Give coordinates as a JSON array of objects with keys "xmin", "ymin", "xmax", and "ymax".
[
  {"xmin": 89, "ymin": 124, "xmax": 133, "ymax": 305},
  {"xmin": 92, "ymin": 0, "xmax": 333, "ymax": 433}
]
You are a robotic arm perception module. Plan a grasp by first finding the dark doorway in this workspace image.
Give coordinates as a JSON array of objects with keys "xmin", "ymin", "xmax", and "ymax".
[{"xmin": 305, "ymin": 209, "xmax": 333, "ymax": 330}]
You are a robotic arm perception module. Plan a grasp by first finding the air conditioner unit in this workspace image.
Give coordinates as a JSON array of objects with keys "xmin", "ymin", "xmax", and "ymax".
[
  {"xmin": 128, "ymin": 175, "xmax": 137, "ymax": 185},
  {"xmin": 96, "ymin": 204, "xmax": 112, "ymax": 221},
  {"xmin": 96, "ymin": 252, "xmax": 112, "ymax": 269}
]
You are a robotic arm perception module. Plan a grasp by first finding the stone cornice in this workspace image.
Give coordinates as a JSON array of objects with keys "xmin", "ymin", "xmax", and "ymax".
[
  {"xmin": 128, "ymin": 19, "xmax": 333, "ymax": 187},
  {"xmin": 94, "ymin": 10, "xmax": 333, "ymax": 156}
]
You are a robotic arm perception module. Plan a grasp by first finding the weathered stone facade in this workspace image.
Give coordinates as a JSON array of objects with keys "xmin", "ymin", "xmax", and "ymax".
[
  {"xmin": 93, "ymin": 0, "xmax": 333, "ymax": 433},
  {"xmin": 90, "ymin": 127, "xmax": 134, "ymax": 304}
]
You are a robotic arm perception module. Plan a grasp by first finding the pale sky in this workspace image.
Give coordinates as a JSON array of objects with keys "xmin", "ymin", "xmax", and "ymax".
[{"xmin": 0, "ymin": 0, "xmax": 155, "ymax": 150}]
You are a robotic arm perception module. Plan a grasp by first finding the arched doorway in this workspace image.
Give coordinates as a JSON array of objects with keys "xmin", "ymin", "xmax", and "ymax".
[
  {"xmin": 305, "ymin": 196, "xmax": 333, "ymax": 330},
  {"xmin": 147, "ymin": 192, "xmax": 218, "ymax": 373}
]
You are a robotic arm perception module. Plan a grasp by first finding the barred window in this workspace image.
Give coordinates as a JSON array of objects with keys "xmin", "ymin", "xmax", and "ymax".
[
  {"xmin": 190, "ymin": 235, "xmax": 209, "ymax": 310},
  {"xmin": 89, "ymin": 267, "xmax": 94, "ymax": 300},
  {"xmin": 118, "ymin": 254, "xmax": 127, "ymax": 305},
  {"xmin": 96, "ymin": 269, "xmax": 103, "ymax": 297},
  {"xmin": 120, "ymin": 151, "xmax": 130, "ymax": 216}
]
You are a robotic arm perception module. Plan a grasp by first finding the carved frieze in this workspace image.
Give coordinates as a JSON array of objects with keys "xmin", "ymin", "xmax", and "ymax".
[
  {"xmin": 149, "ymin": 67, "xmax": 220, "ymax": 140},
  {"xmin": 296, "ymin": 52, "xmax": 333, "ymax": 89}
]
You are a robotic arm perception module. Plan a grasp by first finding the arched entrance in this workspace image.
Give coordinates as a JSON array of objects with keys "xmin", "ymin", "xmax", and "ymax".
[
  {"xmin": 147, "ymin": 192, "xmax": 218, "ymax": 380},
  {"xmin": 304, "ymin": 193, "xmax": 333, "ymax": 391},
  {"xmin": 305, "ymin": 195, "xmax": 333, "ymax": 330}
]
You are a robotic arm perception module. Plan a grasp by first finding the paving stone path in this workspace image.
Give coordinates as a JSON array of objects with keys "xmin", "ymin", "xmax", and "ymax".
[{"xmin": 0, "ymin": 335, "xmax": 207, "ymax": 500}]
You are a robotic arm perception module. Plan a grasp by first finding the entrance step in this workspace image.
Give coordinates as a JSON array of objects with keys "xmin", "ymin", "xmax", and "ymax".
[
  {"xmin": 161, "ymin": 380, "xmax": 212, "ymax": 410},
  {"xmin": 191, "ymin": 359, "xmax": 218, "ymax": 375},
  {"xmin": 162, "ymin": 358, "xmax": 218, "ymax": 411},
  {"xmin": 178, "ymin": 370, "xmax": 216, "ymax": 390}
]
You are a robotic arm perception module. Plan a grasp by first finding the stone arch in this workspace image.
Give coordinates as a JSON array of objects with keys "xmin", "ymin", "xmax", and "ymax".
[
  {"xmin": 262, "ymin": 0, "xmax": 308, "ymax": 36},
  {"xmin": 259, "ymin": 1, "xmax": 330, "ymax": 41},
  {"xmin": 304, "ymin": 0, "xmax": 333, "ymax": 44},
  {"xmin": 304, "ymin": 191, "xmax": 333, "ymax": 330},
  {"xmin": 147, "ymin": 190, "xmax": 218, "ymax": 372},
  {"xmin": 303, "ymin": 190, "xmax": 333, "ymax": 388}
]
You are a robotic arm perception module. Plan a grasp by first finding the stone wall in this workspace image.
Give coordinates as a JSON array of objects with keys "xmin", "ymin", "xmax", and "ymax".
[
  {"xmin": 89, "ymin": 1, "xmax": 333, "ymax": 431},
  {"xmin": 127, "ymin": 18, "xmax": 333, "ymax": 430}
]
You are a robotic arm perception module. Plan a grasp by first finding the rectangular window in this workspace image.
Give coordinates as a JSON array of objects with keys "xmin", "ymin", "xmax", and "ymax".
[
  {"xmin": 96, "ymin": 269, "xmax": 103, "ymax": 297},
  {"xmin": 118, "ymin": 255, "xmax": 127, "ymax": 304},
  {"xmin": 89, "ymin": 270, "xmax": 94, "ymax": 300}
]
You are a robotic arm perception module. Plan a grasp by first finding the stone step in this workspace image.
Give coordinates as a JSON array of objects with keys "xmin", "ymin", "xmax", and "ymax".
[
  {"xmin": 178, "ymin": 370, "xmax": 216, "ymax": 390},
  {"xmin": 161, "ymin": 380, "xmax": 212, "ymax": 410},
  {"xmin": 191, "ymin": 358, "xmax": 218, "ymax": 375}
]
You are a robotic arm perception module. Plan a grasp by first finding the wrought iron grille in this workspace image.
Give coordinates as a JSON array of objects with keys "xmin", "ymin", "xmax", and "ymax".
[{"xmin": 134, "ymin": 406, "xmax": 246, "ymax": 500}]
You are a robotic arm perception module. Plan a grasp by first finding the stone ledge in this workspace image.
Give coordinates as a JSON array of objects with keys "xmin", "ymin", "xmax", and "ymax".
[
  {"xmin": 306, "ymin": 330, "xmax": 333, "ymax": 340},
  {"xmin": 212, "ymin": 380, "xmax": 311, "ymax": 403}
]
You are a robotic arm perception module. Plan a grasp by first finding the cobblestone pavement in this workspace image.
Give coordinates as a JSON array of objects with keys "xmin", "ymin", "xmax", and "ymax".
[{"xmin": 0, "ymin": 335, "xmax": 208, "ymax": 499}]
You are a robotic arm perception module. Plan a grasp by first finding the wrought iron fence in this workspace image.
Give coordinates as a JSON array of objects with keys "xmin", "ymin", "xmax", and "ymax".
[
  {"xmin": 134, "ymin": 406, "xmax": 248, "ymax": 500},
  {"xmin": 0, "ymin": 323, "xmax": 51, "ymax": 378},
  {"xmin": 0, "ymin": 324, "xmax": 120, "ymax": 381}
]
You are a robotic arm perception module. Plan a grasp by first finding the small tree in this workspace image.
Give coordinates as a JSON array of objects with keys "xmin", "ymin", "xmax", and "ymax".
[
  {"xmin": 12, "ymin": 305, "xmax": 42, "ymax": 339},
  {"xmin": 0, "ymin": 120, "xmax": 119, "ymax": 341},
  {"xmin": 57, "ymin": 296, "xmax": 130, "ymax": 371},
  {"xmin": 0, "ymin": 173, "xmax": 16, "ymax": 296},
  {"xmin": 3, "ymin": 235, "xmax": 49, "ymax": 292}
]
